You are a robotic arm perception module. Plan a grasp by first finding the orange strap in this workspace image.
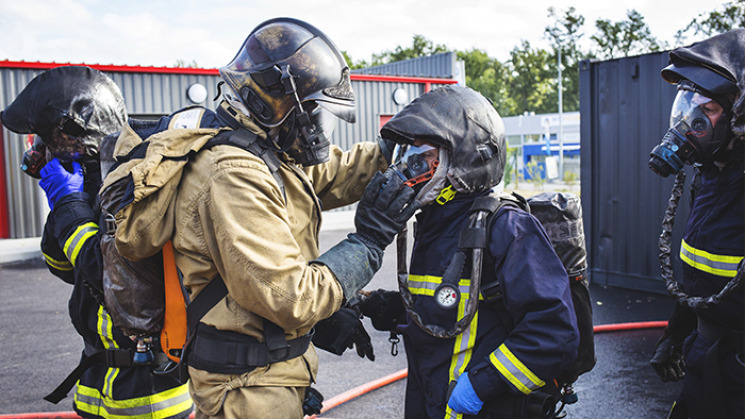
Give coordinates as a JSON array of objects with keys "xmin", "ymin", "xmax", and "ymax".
[{"xmin": 160, "ymin": 241, "xmax": 187, "ymax": 362}]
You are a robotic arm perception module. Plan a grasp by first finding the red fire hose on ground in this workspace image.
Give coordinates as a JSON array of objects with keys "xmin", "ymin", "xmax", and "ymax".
[{"xmin": 0, "ymin": 321, "xmax": 668, "ymax": 419}]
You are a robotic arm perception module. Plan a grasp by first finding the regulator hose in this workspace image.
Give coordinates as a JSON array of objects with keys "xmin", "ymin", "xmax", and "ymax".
[{"xmin": 396, "ymin": 212, "xmax": 485, "ymax": 339}]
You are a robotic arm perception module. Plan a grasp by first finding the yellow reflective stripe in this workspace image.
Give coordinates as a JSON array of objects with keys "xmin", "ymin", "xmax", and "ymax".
[
  {"xmin": 445, "ymin": 288, "xmax": 479, "ymax": 419},
  {"xmin": 490, "ymin": 344, "xmax": 545, "ymax": 395},
  {"xmin": 97, "ymin": 306, "xmax": 118, "ymax": 350},
  {"xmin": 75, "ymin": 382, "xmax": 192, "ymax": 419},
  {"xmin": 63, "ymin": 222, "xmax": 98, "ymax": 266},
  {"xmin": 43, "ymin": 253, "xmax": 73, "ymax": 271},
  {"xmin": 97, "ymin": 305, "xmax": 119, "ymax": 397},
  {"xmin": 407, "ymin": 275, "xmax": 483, "ymax": 300},
  {"xmin": 680, "ymin": 239, "xmax": 743, "ymax": 278}
]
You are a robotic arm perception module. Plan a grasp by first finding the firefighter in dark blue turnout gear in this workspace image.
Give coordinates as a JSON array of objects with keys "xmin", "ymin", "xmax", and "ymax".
[
  {"xmin": 358, "ymin": 85, "xmax": 579, "ymax": 419},
  {"xmin": 647, "ymin": 29, "xmax": 745, "ymax": 419},
  {"xmin": 0, "ymin": 66, "xmax": 195, "ymax": 419}
]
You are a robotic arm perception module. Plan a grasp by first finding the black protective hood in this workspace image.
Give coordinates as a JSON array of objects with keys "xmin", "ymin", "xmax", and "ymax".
[
  {"xmin": 662, "ymin": 29, "xmax": 745, "ymax": 99},
  {"xmin": 1, "ymin": 66, "xmax": 127, "ymax": 160},
  {"xmin": 380, "ymin": 85, "xmax": 505, "ymax": 194}
]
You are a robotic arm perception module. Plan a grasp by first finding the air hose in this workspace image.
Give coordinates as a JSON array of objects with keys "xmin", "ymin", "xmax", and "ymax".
[
  {"xmin": 0, "ymin": 321, "xmax": 670, "ymax": 419},
  {"xmin": 659, "ymin": 170, "xmax": 743, "ymax": 309}
]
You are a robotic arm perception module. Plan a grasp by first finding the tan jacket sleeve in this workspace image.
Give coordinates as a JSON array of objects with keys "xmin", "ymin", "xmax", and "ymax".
[
  {"xmin": 199, "ymin": 155, "xmax": 344, "ymax": 332},
  {"xmin": 304, "ymin": 141, "xmax": 388, "ymax": 210}
]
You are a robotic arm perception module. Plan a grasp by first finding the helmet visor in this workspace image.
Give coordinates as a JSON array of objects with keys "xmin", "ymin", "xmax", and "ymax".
[
  {"xmin": 392, "ymin": 143, "xmax": 439, "ymax": 184},
  {"xmin": 315, "ymin": 99, "xmax": 356, "ymax": 124}
]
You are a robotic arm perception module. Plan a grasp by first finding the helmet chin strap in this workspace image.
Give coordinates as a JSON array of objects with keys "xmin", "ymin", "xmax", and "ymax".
[{"xmin": 413, "ymin": 149, "xmax": 450, "ymax": 207}]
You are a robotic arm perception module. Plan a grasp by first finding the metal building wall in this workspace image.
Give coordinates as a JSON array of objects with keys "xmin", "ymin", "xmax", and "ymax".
[
  {"xmin": 1, "ymin": 67, "xmax": 53, "ymax": 238},
  {"xmin": 353, "ymin": 52, "xmax": 465, "ymax": 84},
  {"xmin": 579, "ymin": 52, "xmax": 690, "ymax": 294},
  {"xmin": 1, "ymin": 63, "xmax": 453, "ymax": 238}
]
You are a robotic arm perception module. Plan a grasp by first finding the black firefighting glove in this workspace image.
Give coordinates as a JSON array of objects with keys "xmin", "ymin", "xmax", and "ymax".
[
  {"xmin": 354, "ymin": 168, "xmax": 418, "ymax": 250},
  {"xmin": 314, "ymin": 168, "xmax": 418, "ymax": 299},
  {"xmin": 649, "ymin": 332, "xmax": 686, "ymax": 382},
  {"xmin": 377, "ymin": 136, "xmax": 397, "ymax": 165},
  {"xmin": 312, "ymin": 307, "xmax": 375, "ymax": 361},
  {"xmin": 358, "ymin": 289, "xmax": 407, "ymax": 332}
]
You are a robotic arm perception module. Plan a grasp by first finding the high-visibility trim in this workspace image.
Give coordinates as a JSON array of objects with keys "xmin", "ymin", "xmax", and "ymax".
[
  {"xmin": 408, "ymin": 275, "xmax": 483, "ymax": 300},
  {"xmin": 489, "ymin": 344, "xmax": 545, "ymax": 395},
  {"xmin": 63, "ymin": 222, "xmax": 98, "ymax": 266},
  {"xmin": 74, "ymin": 382, "xmax": 192, "ymax": 419},
  {"xmin": 97, "ymin": 306, "xmax": 119, "ymax": 398},
  {"xmin": 680, "ymin": 239, "xmax": 743, "ymax": 278},
  {"xmin": 43, "ymin": 252, "xmax": 73, "ymax": 271},
  {"xmin": 408, "ymin": 274, "xmax": 438, "ymax": 296},
  {"xmin": 444, "ymin": 279, "xmax": 480, "ymax": 419}
]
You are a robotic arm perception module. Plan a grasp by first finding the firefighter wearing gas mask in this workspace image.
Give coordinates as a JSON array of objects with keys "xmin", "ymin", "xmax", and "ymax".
[
  {"xmin": 103, "ymin": 18, "xmax": 416, "ymax": 418},
  {"xmin": 0, "ymin": 66, "xmax": 194, "ymax": 418},
  {"xmin": 647, "ymin": 29, "xmax": 744, "ymax": 419},
  {"xmin": 358, "ymin": 85, "xmax": 579, "ymax": 418}
]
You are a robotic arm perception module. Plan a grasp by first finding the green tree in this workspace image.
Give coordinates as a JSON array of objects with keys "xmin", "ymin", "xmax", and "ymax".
[
  {"xmin": 174, "ymin": 59, "xmax": 198, "ymax": 68},
  {"xmin": 341, "ymin": 51, "xmax": 368, "ymax": 70},
  {"xmin": 676, "ymin": 0, "xmax": 745, "ymax": 43},
  {"xmin": 591, "ymin": 9, "xmax": 663, "ymax": 59},
  {"xmin": 545, "ymin": 6, "xmax": 587, "ymax": 113},
  {"xmin": 504, "ymin": 40, "xmax": 556, "ymax": 116},
  {"xmin": 457, "ymin": 48, "xmax": 511, "ymax": 115},
  {"xmin": 370, "ymin": 34, "xmax": 449, "ymax": 66}
]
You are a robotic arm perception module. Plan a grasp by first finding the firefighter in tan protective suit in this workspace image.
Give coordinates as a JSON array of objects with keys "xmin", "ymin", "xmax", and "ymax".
[{"xmin": 113, "ymin": 18, "xmax": 418, "ymax": 418}]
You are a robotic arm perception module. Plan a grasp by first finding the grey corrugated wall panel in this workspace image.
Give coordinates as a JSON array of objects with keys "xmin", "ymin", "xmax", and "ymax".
[
  {"xmin": 580, "ymin": 52, "xmax": 690, "ymax": 294},
  {"xmin": 1, "ymin": 64, "xmax": 452, "ymax": 238},
  {"xmin": 353, "ymin": 52, "xmax": 456, "ymax": 79},
  {"xmin": 1, "ymin": 67, "xmax": 49, "ymax": 238}
]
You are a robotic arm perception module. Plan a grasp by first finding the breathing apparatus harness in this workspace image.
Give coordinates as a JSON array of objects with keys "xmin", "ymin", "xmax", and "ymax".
[{"xmin": 396, "ymin": 192, "xmax": 525, "ymax": 339}]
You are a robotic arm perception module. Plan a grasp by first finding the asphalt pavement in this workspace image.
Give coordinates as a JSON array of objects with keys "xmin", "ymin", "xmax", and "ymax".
[{"xmin": 0, "ymin": 221, "xmax": 682, "ymax": 419}]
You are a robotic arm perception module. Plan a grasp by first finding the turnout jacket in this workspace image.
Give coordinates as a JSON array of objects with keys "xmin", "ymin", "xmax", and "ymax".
[
  {"xmin": 154, "ymin": 106, "xmax": 388, "ymax": 415},
  {"xmin": 400, "ymin": 191, "xmax": 579, "ymax": 419},
  {"xmin": 40, "ymin": 159, "xmax": 192, "ymax": 419},
  {"xmin": 680, "ymin": 162, "xmax": 744, "ymax": 329},
  {"xmin": 675, "ymin": 161, "xmax": 744, "ymax": 418}
]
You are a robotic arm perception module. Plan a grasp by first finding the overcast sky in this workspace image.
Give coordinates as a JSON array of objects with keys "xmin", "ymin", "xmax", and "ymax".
[{"xmin": 0, "ymin": 0, "xmax": 722, "ymax": 69}]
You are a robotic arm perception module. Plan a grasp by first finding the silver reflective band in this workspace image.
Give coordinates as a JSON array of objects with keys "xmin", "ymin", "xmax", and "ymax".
[
  {"xmin": 489, "ymin": 344, "xmax": 545, "ymax": 395},
  {"xmin": 680, "ymin": 239, "xmax": 743, "ymax": 278}
]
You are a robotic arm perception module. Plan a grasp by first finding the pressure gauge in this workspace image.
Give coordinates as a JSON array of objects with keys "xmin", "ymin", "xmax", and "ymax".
[{"xmin": 434, "ymin": 283, "xmax": 460, "ymax": 310}]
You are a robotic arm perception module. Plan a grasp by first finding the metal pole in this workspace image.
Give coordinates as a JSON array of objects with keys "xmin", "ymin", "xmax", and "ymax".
[{"xmin": 558, "ymin": 48, "xmax": 564, "ymax": 181}]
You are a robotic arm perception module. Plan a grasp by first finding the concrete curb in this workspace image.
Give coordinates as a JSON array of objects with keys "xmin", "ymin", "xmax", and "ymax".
[{"xmin": 0, "ymin": 237, "xmax": 42, "ymax": 264}]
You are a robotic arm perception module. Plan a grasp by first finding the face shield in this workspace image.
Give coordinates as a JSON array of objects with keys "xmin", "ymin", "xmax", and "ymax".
[
  {"xmin": 392, "ymin": 143, "xmax": 440, "ymax": 189},
  {"xmin": 649, "ymin": 84, "xmax": 729, "ymax": 176},
  {"xmin": 45, "ymin": 118, "xmax": 90, "ymax": 161}
]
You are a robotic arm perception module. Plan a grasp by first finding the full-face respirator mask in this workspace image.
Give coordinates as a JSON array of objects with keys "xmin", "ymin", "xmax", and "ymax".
[
  {"xmin": 389, "ymin": 142, "xmax": 451, "ymax": 208},
  {"xmin": 649, "ymin": 82, "xmax": 731, "ymax": 177}
]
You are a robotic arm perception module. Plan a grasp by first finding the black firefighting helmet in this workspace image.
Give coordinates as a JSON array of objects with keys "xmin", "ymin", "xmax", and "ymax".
[
  {"xmin": 1, "ymin": 66, "xmax": 127, "ymax": 161},
  {"xmin": 381, "ymin": 85, "xmax": 506, "ymax": 194},
  {"xmin": 219, "ymin": 18, "xmax": 355, "ymax": 165},
  {"xmin": 649, "ymin": 29, "xmax": 745, "ymax": 175}
]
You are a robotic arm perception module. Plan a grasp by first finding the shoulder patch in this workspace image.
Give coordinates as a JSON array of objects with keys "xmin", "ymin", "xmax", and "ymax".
[{"xmin": 169, "ymin": 108, "xmax": 205, "ymax": 129}]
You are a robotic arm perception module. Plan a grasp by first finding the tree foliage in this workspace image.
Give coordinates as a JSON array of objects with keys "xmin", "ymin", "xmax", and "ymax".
[
  {"xmin": 676, "ymin": 0, "xmax": 745, "ymax": 43},
  {"xmin": 591, "ymin": 10, "xmax": 663, "ymax": 59},
  {"xmin": 342, "ymin": 2, "xmax": 737, "ymax": 117}
]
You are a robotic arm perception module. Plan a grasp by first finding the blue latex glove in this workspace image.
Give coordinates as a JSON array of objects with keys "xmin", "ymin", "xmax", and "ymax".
[
  {"xmin": 447, "ymin": 372, "xmax": 484, "ymax": 415},
  {"xmin": 39, "ymin": 158, "xmax": 84, "ymax": 210}
]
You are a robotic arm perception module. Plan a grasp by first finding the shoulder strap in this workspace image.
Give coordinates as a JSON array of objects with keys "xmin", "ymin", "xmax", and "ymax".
[
  {"xmin": 474, "ymin": 191, "xmax": 529, "ymax": 329},
  {"xmin": 204, "ymin": 129, "xmax": 286, "ymax": 200}
]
